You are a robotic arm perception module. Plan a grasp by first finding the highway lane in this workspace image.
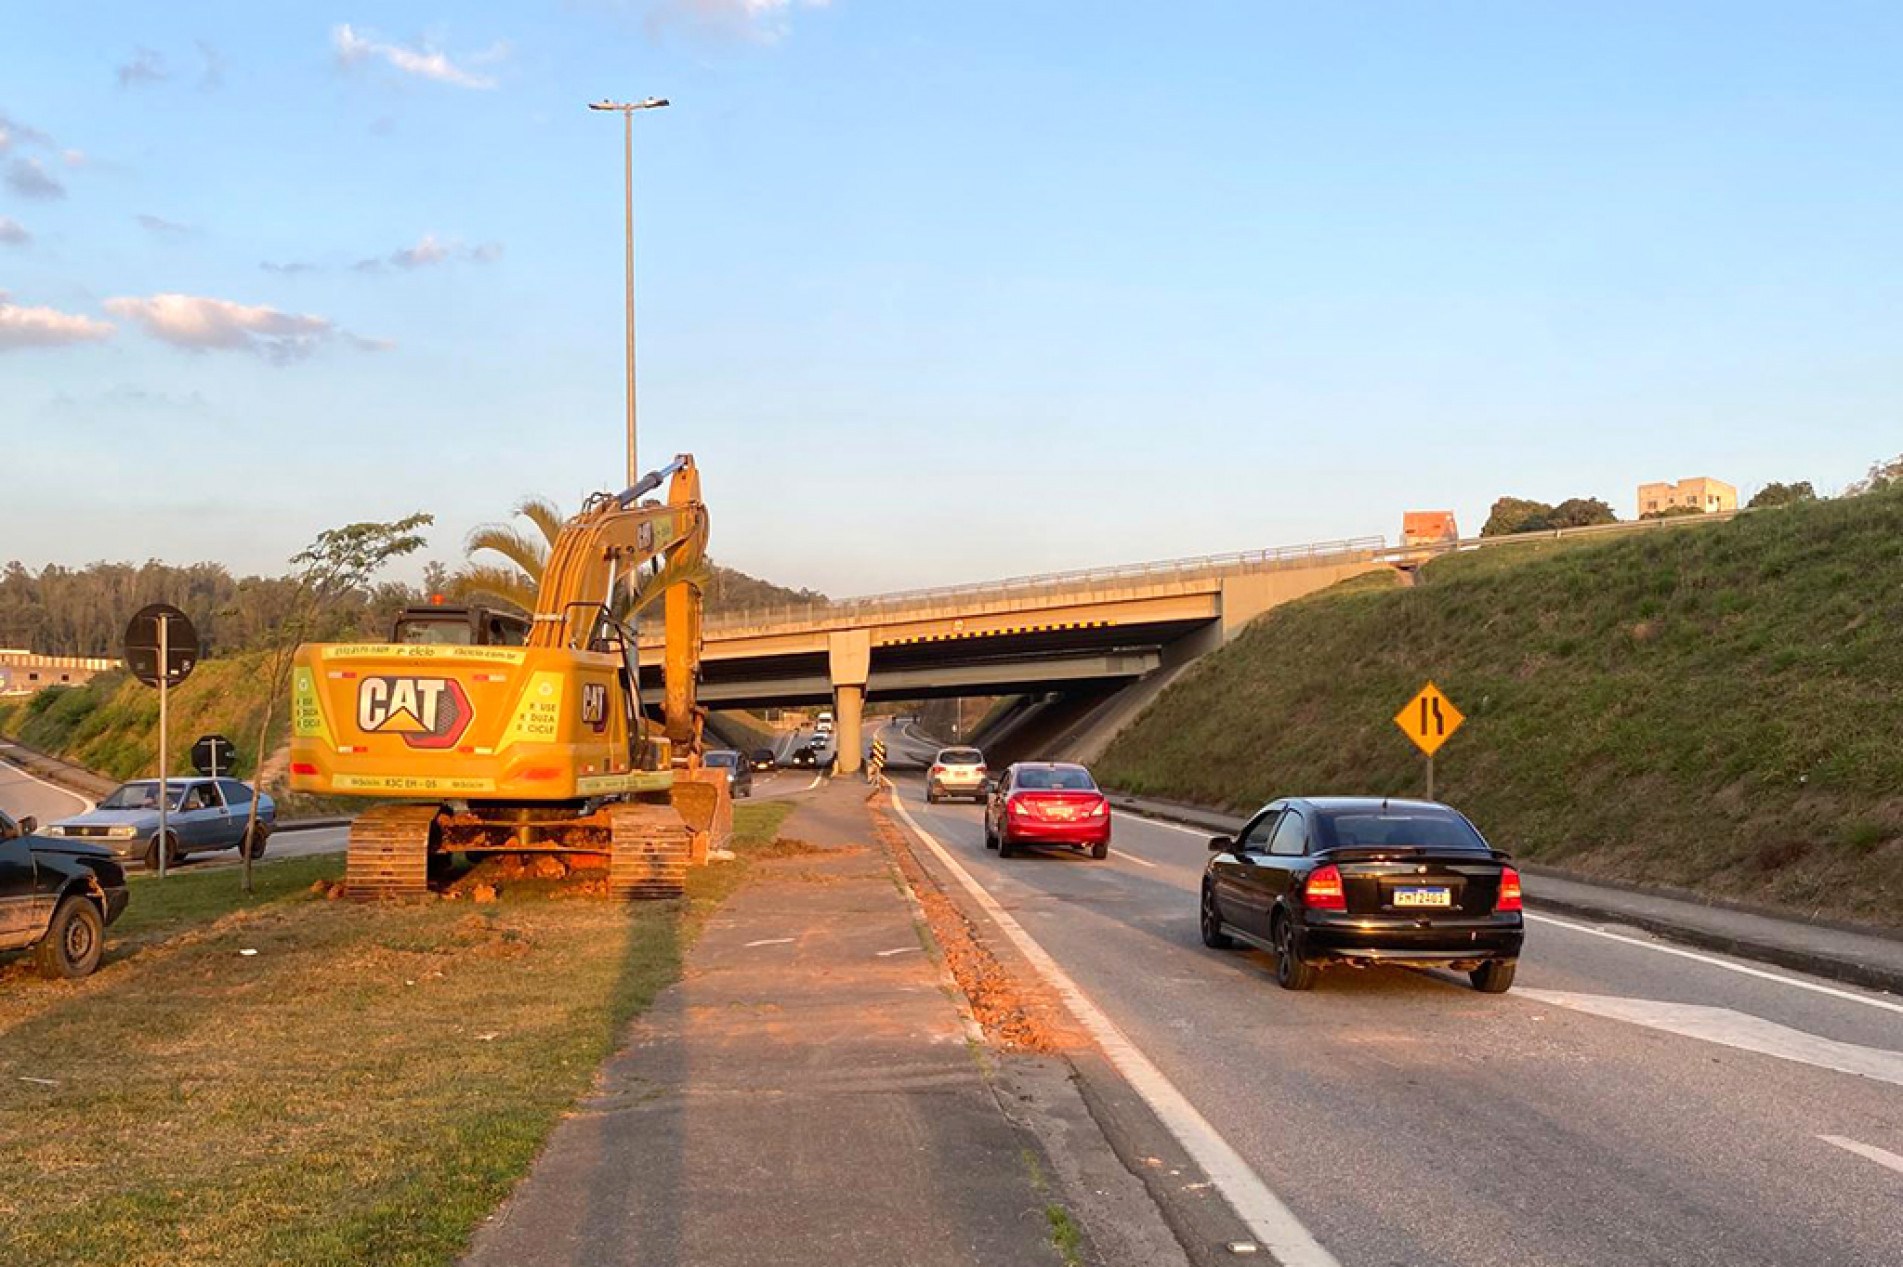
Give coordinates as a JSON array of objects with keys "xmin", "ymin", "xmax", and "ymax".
[
  {"xmin": 0, "ymin": 745, "xmax": 92, "ymax": 826},
  {"xmin": 892, "ymin": 777, "xmax": 1903, "ymax": 1267}
]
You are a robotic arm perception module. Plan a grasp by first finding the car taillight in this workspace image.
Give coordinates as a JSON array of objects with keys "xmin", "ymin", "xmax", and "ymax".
[
  {"xmin": 291, "ymin": 762, "xmax": 318, "ymax": 776},
  {"xmin": 1007, "ymin": 796, "xmax": 1030, "ymax": 817},
  {"xmin": 1087, "ymin": 797, "xmax": 1107, "ymax": 818},
  {"xmin": 1496, "ymin": 866, "xmax": 1523, "ymax": 913},
  {"xmin": 1303, "ymin": 864, "xmax": 1346, "ymax": 911},
  {"xmin": 930, "ymin": 765, "xmax": 944, "ymax": 777}
]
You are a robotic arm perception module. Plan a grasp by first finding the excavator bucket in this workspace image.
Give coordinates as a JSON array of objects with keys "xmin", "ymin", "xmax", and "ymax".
[{"xmin": 670, "ymin": 771, "xmax": 734, "ymax": 864}]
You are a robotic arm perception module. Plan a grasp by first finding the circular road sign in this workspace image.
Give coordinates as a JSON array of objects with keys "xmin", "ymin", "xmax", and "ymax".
[
  {"xmin": 123, "ymin": 603, "xmax": 200, "ymax": 688},
  {"xmin": 191, "ymin": 733, "xmax": 238, "ymax": 778}
]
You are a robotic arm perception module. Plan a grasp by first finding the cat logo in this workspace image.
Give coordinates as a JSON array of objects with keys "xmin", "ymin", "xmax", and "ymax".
[
  {"xmin": 357, "ymin": 676, "xmax": 473, "ymax": 749},
  {"xmin": 581, "ymin": 682, "xmax": 609, "ymax": 731}
]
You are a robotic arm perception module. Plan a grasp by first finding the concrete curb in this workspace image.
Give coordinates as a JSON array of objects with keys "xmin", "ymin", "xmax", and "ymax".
[
  {"xmin": 1105, "ymin": 791, "xmax": 1903, "ymax": 999},
  {"xmin": 275, "ymin": 817, "xmax": 351, "ymax": 834}
]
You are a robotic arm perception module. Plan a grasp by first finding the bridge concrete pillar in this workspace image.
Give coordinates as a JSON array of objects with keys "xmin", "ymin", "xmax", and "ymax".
[{"xmin": 828, "ymin": 630, "xmax": 872, "ymax": 776}]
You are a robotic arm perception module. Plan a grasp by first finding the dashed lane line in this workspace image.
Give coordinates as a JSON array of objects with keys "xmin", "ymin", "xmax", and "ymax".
[
  {"xmin": 889, "ymin": 785, "xmax": 1342, "ymax": 1267},
  {"xmin": 1819, "ymin": 1136, "xmax": 1903, "ymax": 1178},
  {"xmin": 1525, "ymin": 913, "xmax": 1903, "ymax": 1016}
]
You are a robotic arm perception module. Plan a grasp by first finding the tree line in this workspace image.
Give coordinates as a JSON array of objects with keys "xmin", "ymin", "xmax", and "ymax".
[{"xmin": 1479, "ymin": 452, "xmax": 1901, "ymax": 538}]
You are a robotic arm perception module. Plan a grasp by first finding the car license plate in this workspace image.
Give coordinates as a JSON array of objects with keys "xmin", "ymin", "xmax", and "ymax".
[
  {"xmin": 1393, "ymin": 886, "xmax": 1452, "ymax": 908},
  {"xmin": 1049, "ymin": 806, "xmax": 1074, "ymax": 820}
]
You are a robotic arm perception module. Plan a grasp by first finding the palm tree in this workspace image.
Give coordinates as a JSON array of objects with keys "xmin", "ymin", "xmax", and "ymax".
[
  {"xmin": 450, "ymin": 496, "xmax": 566, "ymax": 616},
  {"xmin": 451, "ymin": 495, "xmax": 707, "ymax": 621}
]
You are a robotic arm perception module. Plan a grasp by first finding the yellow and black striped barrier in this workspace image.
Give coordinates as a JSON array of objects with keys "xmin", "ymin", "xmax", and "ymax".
[{"xmin": 867, "ymin": 736, "xmax": 887, "ymax": 783}]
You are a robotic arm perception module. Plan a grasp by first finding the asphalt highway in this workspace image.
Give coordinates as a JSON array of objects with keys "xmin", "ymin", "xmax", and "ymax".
[
  {"xmin": 891, "ymin": 776, "xmax": 1903, "ymax": 1267},
  {"xmin": 0, "ymin": 744, "xmax": 92, "ymax": 826}
]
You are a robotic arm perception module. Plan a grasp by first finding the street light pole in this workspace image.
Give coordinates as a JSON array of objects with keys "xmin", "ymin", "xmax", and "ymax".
[{"xmin": 589, "ymin": 96, "xmax": 669, "ymax": 488}]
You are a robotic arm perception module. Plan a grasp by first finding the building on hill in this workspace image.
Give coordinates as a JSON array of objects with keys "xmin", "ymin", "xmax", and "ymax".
[
  {"xmin": 1637, "ymin": 477, "xmax": 1736, "ymax": 519},
  {"xmin": 0, "ymin": 650, "xmax": 119, "ymax": 696},
  {"xmin": 1402, "ymin": 511, "xmax": 1459, "ymax": 547}
]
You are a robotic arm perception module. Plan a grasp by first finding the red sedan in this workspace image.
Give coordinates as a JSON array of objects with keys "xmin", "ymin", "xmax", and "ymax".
[{"xmin": 984, "ymin": 762, "xmax": 1111, "ymax": 859}]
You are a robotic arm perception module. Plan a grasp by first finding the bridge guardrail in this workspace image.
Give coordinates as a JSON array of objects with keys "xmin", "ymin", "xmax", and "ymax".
[{"xmin": 690, "ymin": 535, "xmax": 1388, "ymax": 636}]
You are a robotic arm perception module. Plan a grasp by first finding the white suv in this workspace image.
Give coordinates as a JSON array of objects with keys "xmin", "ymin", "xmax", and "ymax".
[{"xmin": 927, "ymin": 747, "xmax": 989, "ymax": 803}]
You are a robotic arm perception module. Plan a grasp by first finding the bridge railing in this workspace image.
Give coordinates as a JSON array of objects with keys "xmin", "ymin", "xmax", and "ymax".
[{"xmin": 695, "ymin": 535, "xmax": 1387, "ymax": 635}]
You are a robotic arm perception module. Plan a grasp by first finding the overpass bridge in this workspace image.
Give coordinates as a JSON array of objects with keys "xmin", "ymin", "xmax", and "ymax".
[{"xmin": 639, "ymin": 536, "xmax": 1395, "ymax": 773}]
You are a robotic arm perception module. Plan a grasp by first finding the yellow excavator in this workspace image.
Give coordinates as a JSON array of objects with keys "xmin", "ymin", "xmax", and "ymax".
[{"xmin": 287, "ymin": 455, "xmax": 730, "ymax": 898}]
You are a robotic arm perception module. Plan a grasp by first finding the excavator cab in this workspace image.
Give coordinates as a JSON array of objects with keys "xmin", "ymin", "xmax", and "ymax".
[{"xmin": 390, "ymin": 602, "xmax": 531, "ymax": 647}]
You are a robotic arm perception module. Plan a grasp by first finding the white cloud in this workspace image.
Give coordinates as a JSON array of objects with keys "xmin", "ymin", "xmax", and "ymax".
[
  {"xmin": 355, "ymin": 231, "xmax": 503, "ymax": 272},
  {"xmin": 7, "ymin": 156, "xmax": 65, "ymax": 199},
  {"xmin": 648, "ymin": 0, "xmax": 831, "ymax": 43},
  {"xmin": 136, "ymin": 213, "xmax": 195, "ymax": 237},
  {"xmin": 0, "ymin": 217, "xmax": 28, "ymax": 246},
  {"xmin": 117, "ymin": 46, "xmax": 169, "ymax": 87},
  {"xmin": 103, "ymin": 293, "xmax": 387, "ymax": 364},
  {"xmin": 331, "ymin": 24, "xmax": 504, "ymax": 89},
  {"xmin": 0, "ymin": 112, "xmax": 55, "ymax": 152},
  {"xmin": 0, "ymin": 292, "xmax": 114, "ymax": 350}
]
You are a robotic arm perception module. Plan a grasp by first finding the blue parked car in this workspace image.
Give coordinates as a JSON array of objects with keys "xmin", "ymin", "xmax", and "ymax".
[{"xmin": 45, "ymin": 777, "xmax": 275, "ymax": 870}]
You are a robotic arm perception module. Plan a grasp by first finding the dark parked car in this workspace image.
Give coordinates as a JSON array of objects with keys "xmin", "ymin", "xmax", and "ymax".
[
  {"xmin": 1, "ymin": 808, "xmax": 130, "ymax": 978},
  {"xmin": 984, "ymin": 762, "xmax": 1111, "ymax": 859},
  {"xmin": 1200, "ymin": 797, "xmax": 1523, "ymax": 993},
  {"xmin": 47, "ymin": 777, "xmax": 274, "ymax": 870},
  {"xmin": 749, "ymin": 748, "xmax": 776, "ymax": 772},
  {"xmin": 702, "ymin": 750, "xmax": 752, "ymax": 798}
]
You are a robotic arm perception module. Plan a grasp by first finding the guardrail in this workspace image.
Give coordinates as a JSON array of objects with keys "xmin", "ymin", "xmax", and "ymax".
[
  {"xmin": 692, "ymin": 535, "xmax": 1388, "ymax": 635},
  {"xmin": 684, "ymin": 506, "xmax": 1756, "ymax": 640}
]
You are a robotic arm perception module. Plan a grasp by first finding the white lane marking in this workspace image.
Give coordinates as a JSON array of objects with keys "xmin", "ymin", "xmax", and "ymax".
[
  {"xmin": 744, "ymin": 937, "xmax": 795, "ymax": 948},
  {"xmin": 1819, "ymin": 1135, "xmax": 1903, "ymax": 1177},
  {"xmin": 1110, "ymin": 848, "xmax": 1158, "ymax": 869},
  {"xmin": 806, "ymin": 774, "xmax": 823, "ymax": 791},
  {"xmin": 876, "ymin": 946, "xmax": 922, "ymax": 957},
  {"xmin": 1518, "ymin": 989, "xmax": 1903, "ymax": 1089},
  {"xmin": 1525, "ymin": 913, "xmax": 1903, "ymax": 1016},
  {"xmin": 889, "ymin": 787, "xmax": 1340, "ymax": 1267},
  {"xmin": 1113, "ymin": 810, "xmax": 1214, "ymax": 838},
  {"xmin": 0, "ymin": 749, "xmax": 95, "ymax": 814}
]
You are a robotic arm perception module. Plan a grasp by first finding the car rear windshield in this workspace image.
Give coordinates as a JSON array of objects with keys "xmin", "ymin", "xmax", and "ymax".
[
  {"xmin": 1320, "ymin": 812, "xmax": 1491, "ymax": 851},
  {"xmin": 703, "ymin": 752, "xmax": 739, "ymax": 767},
  {"xmin": 1016, "ymin": 767, "xmax": 1097, "ymax": 791},
  {"xmin": 938, "ymin": 749, "xmax": 984, "ymax": 766}
]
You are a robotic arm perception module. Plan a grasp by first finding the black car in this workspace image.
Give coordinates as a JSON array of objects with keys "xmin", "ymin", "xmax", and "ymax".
[
  {"xmin": 1, "ymin": 808, "xmax": 131, "ymax": 978},
  {"xmin": 1200, "ymin": 797, "xmax": 1523, "ymax": 993},
  {"xmin": 790, "ymin": 743, "xmax": 822, "ymax": 769},
  {"xmin": 749, "ymin": 748, "xmax": 776, "ymax": 772}
]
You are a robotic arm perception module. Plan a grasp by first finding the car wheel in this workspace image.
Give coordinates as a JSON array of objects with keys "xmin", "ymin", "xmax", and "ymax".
[
  {"xmin": 1200, "ymin": 884, "xmax": 1235, "ymax": 950},
  {"xmin": 240, "ymin": 826, "xmax": 269, "ymax": 861},
  {"xmin": 998, "ymin": 833, "xmax": 1017, "ymax": 859},
  {"xmin": 926, "ymin": 787, "xmax": 939, "ymax": 804},
  {"xmin": 1272, "ymin": 913, "xmax": 1317, "ymax": 991},
  {"xmin": 35, "ymin": 894, "xmax": 105, "ymax": 979},
  {"xmin": 1470, "ymin": 959, "xmax": 1517, "ymax": 994},
  {"xmin": 984, "ymin": 824, "xmax": 998, "ymax": 851},
  {"xmin": 143, "ymin": 832, "xmax": 179, "ymax": 872},
  {"xmin": 1090, "ymin": 841, "xmax": 1108, "ymax": 860}
]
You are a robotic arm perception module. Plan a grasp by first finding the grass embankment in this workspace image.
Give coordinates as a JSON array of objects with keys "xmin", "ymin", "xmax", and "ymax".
[
  {"xmin": 1097, "ymin": 492, "xmax": 1903, "ymax": 928},
  {"xmin": 0, "ymin": 654, "xmax": 285, "ymax": 781},
  {"xmin": 0, "ymin": 799, "xmax": 795, "ymax": 1267}
]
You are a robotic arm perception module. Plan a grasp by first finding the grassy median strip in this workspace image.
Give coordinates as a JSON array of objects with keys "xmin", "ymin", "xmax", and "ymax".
[{"xmin": 0, "ymin": 799, "xmax": 794, "ymax": 1267}]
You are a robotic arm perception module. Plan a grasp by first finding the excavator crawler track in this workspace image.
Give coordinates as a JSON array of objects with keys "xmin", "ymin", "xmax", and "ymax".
[
  {"xmin": 345, "ymin": 804, "xmax": 442, "ymax": 899},
  {"xmin": 608, "ymin": 802, "xmax": 693, "ymax": 900}
]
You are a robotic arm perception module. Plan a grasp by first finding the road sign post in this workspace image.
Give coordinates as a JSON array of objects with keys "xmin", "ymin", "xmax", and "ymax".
[
  {"xmin": 123, "ymin": 603, "xmax": 199, "ymax": 879},
  {"xmin": 1394, "ymin": 682, "xmax": 1464, "ymax": 801},
  {"xmin": 191, "ymin": 734, "xmax": 237, "ymax": 779}
]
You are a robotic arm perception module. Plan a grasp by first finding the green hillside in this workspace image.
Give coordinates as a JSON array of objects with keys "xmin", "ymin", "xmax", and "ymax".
[
  {"xmin": 0, "ymin": 654, "xmax": 284, "ymax": 782},
  {"xmin": 1096, "ymin": 492, "xmax": 1903, "ymax": 929}
]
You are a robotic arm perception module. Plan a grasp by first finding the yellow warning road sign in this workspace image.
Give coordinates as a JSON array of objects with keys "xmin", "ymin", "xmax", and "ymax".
[{"xmin": 1395, "ymin": 682, "xmax": 1464, "ymax": 757}]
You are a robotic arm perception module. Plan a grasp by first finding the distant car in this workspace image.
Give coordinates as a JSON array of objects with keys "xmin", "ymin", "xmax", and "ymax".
[
  {"xmin": 749, "ymin": 748, "xmax": 776, "ymax": 772},
  {"xmin": 1, "ymin": 808, "xmax": 129, "ymax": 978},
  {"xmin": 1200, "ymin": 797, "xmax": 1523, "ymax": 993},
  {"xmin": 701, "ymin": 750, "xmax": 752, "ymax": 798},
  {"xmin": 926, "ymin": 747, "xmax": 988, "ymax": 803},
  {"xmin": 46, "ymin": 777, "xmax": 274, "ymax": 870},
  {"xmin": 984, "ymin": 762, "xmax": 1110, "ymax": 859},
  {"xmin": 790, "ymin": 744, "xmax": 820, "ymax": 769}
]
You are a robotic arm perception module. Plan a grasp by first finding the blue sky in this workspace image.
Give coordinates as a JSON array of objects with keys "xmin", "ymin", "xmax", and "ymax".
[{"xmin": 4, "ymin": 2, "xmax": 1900, "ymax": 597}]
